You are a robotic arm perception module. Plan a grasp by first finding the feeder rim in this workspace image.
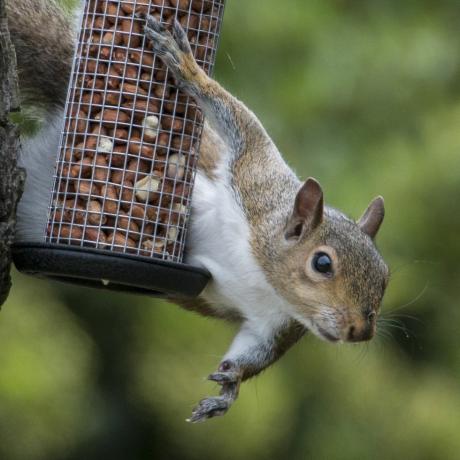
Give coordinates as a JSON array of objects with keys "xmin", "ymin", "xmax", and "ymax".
[{"xmin": 12, "ymin": 242, "xmax": 211, "ymax": 298}]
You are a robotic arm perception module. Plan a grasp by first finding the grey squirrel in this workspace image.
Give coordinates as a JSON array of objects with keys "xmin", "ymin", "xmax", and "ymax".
[{"xmin": 6, "ymin": 0, "xmax": 389, "ymax": 422}]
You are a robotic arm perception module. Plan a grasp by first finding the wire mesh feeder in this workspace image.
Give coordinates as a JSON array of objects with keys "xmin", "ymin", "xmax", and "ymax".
[{"xmin": 13, "ymin": 0, "xmax": 226, "ymax": 297}]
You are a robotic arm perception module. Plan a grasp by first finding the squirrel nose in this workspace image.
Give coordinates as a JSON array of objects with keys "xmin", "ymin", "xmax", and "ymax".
[
  {"xmin": 347, "ymin": 324, "xmax": 374, "ymax": 342},
  {"xmin": 347, "ymin": 313, "xmax": 375, "ymax": 342}
]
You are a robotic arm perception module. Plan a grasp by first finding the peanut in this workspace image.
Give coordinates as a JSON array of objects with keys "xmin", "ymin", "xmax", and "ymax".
[
  {"xmin": 113, "ymin": 48, "xmax": 127, "ymax": 62},
  {"xmin": 81, "ymin": 92, "xmax": 103, "ymax": 113},
  {"xmin": 84, "ymin": 137, "xmax": 98, "ymax": 153},
  {"xmin": 111, "ymin": 145, "xmax": 128, "ymax": 167},
  {"xmin": 143, "ymin": 222, "xmax": 155, "ymax": 235},
  {"xmin": 94, "ymin": 155, "xmax": 110, "ymax": 182},
  {"xmin": 77, "ymin": 179, "xmax": 99, "ymax": 198},
  {"xmin": 107, "ymin": 67, "xmax": 122, "ymax": 90},
  {"xmin": 121, "ymin": 99, "xmax": 158, "ymax": 116},
  {"xmin": 171, "ymin": 0, "xmax": 190, "ymax": 9},
  {"xmin": 83, "ymin": 76, "xmax": 105, "ymax": 91},
  {"xmin": 111, "ymin": 168, "xmax": 125, "ymax": 185},
  {"xmin": 120, "ymin": 1, "xmax": 135, "ymax": 14},
  {"xmin": 121, "ymin": 179, "xmax": 134, "ymax": 203},
  {"xmin": 85, "ymin": 227, "xmax": 108, "ymax": 247},
  {"xmin": 107, "ymin": 231, "xmax": 137, "ymax": 252},
  {"xmin": 142, "ymin": 115, "xmax": 160, "ymax": 142},
  {"xmin": 142, "ymin": 238, "xmax": 165, "ymax": 254},
  {"xmin": 128, "ymin": 137, "xmax": 155, "ymax": 159},
  {"xmin": 105, "ymin": 91, "xmax": 121, "ymax": 106},
  {"xmin": 125, "ymin": 158, "xmax": 149, "ymax": 182},
  {"xmin": 166, "ymin": 153, "xmax": 186, "ymax": 179},
  {"xmin": 129, "ymin": 50, "xmax": 154, "ymax": 68},
  {"xmin": 87, "ymin": 200, "xmax": 107, "ymax": 225},
  {"xmin": 172, "ymin": 135, "xmax": 191, "ymax": 151},
  {"xmin": 117, "ymin": 211, "xmax": 140, "ymax": 239},
  {"xmin": 122, "ymin": 81, "xmax": 148, "ymax": 100},
  {"xmin": 101, "ymin": 1, "xmax": 119, "ymax": 17},
  {"xmin": 165, "ymin": 203, "xmax": 187, "ymax": 225},
  {"xmin": 65, "ymin": 199, "xmax": 86, "ymax": 225},
  {"xmin": 92, "ymin": 15, "xmax": 106, "ymax": 31},
  {"xmin": 134, "ymin": 174, "xmax": 161, "ymax": 202},
  {"xmin": 162, "ymin": 116, "xmax": 184, "ymax": 133},
  {"xmin": 131, "ymin": 204, "xmax": 158, "ymax": 221},
  {"xmin": 95, "ymin": 109, "xmax": 130, "ymax": 126},
  {"xmin": 102, "ymin": 28, "xmax": 122, "ymax": 46},
  {"xmin": 112, "ymin": 128, "xmax": 129, "ymax": 142},
  {"xmin": 68, "ymin": 108, "xmax": 87, "ymax": 134},
  {"xmin": 100, "ymin": 46, "xmax": 112, "ymax": 60},
  {"xmin": 97, "ymin": 136, "xmax": 114, "ymax": 153},
  {"xmin": 180, "ymin": 13, "xmax": 199, "ymax": 30},
  {"xmin": 124, "ymin": 65, "xmax": 139, "ymax": 81},
  {"xmin": 166, "ymin": 226, "xmax": 179, "ymax": 243},
  {"xmin": 191, "ymin": 0, "xmax": 212, "ymax": 13},
  {"xmin": 101, "ymin": 184, "xmax": 119, "ymax": 214},
  {"xmin": 70, "ymin": 157, "xmax": 93, "ymax": 178},
  {"xmin": 199, "ymin": 15, "xmax": 211, "ymax": 32},
  {"xmin": 121, "ymin": 18, "xmax": 141, "ymax": 48},
  {"xmin": 91, "ymin": 125, "xmax": 108, "ymax": 137},
  {"xmin": 53, "ymin": 225, "xmax": 83, "ymax": 240}
]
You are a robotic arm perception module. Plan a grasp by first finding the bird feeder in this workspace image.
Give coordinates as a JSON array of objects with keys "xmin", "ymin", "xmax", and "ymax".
[{"xmin": 13, "ymin": 0, "xmax": 226, "ymax": 297}]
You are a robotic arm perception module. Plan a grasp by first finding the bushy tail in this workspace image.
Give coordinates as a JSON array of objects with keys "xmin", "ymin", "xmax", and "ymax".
[
  {"xmin": 6, "ymin": 0, "xmax": 78, "ymax": 242},
  {"xmin": 6, "ymin": 0, "xmax": 76, "ymax": 110}
]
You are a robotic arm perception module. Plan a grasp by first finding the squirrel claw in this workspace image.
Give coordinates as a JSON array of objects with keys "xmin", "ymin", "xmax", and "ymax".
[
  {"xmin": 187, "ymin": 395, "xmax": 233, "ymax": 423},
  {"xmin": 145, "ymin": 14, "xmax": 167, "ymax": 33},
  {"xmin": 208, "ymin": 371, "xmax": 240, "ymax": 384}
]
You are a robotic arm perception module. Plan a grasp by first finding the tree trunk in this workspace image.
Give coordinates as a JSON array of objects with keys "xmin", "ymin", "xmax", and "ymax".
[{"xmin": 0, "ymin": 0, "xmax": 25, "ymax": 307}]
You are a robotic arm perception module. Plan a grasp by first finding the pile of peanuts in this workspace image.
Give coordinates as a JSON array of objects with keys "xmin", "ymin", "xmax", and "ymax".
[{"xmin": 47, "ymin": 0, "xmax": 224, "ymax": 262}]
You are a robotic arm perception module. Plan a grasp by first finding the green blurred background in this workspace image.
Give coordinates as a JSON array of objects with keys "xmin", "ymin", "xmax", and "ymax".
[{"xmin": 2, "ymin": 0, "xmax": 460, "ymax": 459}]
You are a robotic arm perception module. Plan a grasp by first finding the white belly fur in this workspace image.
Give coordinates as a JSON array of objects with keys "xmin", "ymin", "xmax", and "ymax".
[{"xmin": 186, "ymin": 161, "xmax": 291, "ymax": 323}]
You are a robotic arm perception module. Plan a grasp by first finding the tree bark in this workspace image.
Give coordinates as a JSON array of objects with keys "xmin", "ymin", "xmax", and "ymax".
[{"xmin": 0, "ymin": 0, "xmax": 25, "ymax": 307}]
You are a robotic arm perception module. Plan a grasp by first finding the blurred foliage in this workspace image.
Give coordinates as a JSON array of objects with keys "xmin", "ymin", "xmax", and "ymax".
[{"xmin": 2, "ymin": 0, "xmax": 460, "ymax": 459}]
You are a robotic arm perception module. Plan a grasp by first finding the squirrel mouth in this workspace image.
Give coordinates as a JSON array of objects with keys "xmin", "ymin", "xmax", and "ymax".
[{"xmin": 317, "ymin": 326, "xmax": 340, "ymax": 343}]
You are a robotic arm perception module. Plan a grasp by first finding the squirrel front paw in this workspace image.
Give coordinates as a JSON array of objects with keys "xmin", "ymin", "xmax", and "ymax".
[{"xmin": 187, "ymin": 361, "xmax": 242, "ymax": 423}]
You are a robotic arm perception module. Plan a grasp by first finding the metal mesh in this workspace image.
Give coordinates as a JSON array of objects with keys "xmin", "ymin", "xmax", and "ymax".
[{"xmin": 45, "ymin": 0, "xmax": 225, "ymax": 263}]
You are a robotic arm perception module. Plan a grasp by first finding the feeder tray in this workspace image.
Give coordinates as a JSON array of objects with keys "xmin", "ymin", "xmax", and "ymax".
[{"xmin": 13, "ymin": 0, "xmax": 226, "ymax": 297}]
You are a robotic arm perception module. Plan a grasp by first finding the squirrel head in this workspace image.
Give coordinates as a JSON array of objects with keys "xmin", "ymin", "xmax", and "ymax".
[{"xmin": 272, "ymin": 178, "xmax": 389, "ymax": 343}]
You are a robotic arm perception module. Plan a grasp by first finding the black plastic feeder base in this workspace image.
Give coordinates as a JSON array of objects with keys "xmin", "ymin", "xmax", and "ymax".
[{"xmin": 12, "ymin": 243, "xmax": 211, "ymax": 298}]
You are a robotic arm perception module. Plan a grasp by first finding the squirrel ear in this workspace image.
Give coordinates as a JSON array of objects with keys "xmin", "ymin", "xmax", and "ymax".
[
  {"xmin": 357, "ymin": 196, "xmax": 385, "ymax": 239},
  {"xmin": 285, "ymin": 178, "xmax": 324, "ymax": 240}
]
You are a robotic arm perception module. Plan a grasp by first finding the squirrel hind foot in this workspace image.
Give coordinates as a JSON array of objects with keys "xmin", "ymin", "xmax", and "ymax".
[
  {"xmin": 187, "ymin": 395, "xmax": 235, "ymax": 423},
  {"xmin": 171, "ymin": 18, "xmax": 193, "ymax": 54},
  {"xmin": 144, "ymin": 15, "xmax": 179, "ymax": 61}
]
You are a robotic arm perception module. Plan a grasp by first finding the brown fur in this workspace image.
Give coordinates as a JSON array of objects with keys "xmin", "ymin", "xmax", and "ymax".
[
  {"xmin": 168, "ymin": 296, "xmax": 242, "ymax": 322},
  {"xmin": 5, "ymin": 0, "xmax": 74, "ymax": 109},
  {"xmin": 196, "ymin": 122, "xmax": 222, "ymax": 180}
]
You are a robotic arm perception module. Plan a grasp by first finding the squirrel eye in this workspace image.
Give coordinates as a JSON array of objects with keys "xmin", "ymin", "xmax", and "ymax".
[{"xmin": 312, "ymin": 252, "xmax": 333, "ymax": 275}]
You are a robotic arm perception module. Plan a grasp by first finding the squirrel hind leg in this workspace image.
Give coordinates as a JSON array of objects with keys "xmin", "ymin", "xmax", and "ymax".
[
  {"xmin": 187, "ymin": 319, "xmax": 305, "ymax": 422},
  {"xmin": 188, "ymin": 366, "xmax": 240, "ymax": 423}
]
